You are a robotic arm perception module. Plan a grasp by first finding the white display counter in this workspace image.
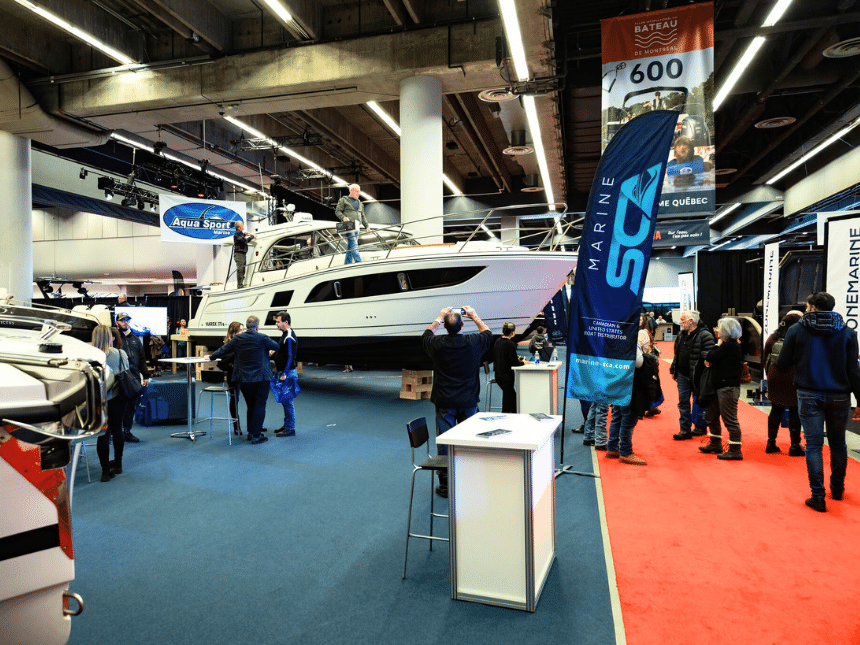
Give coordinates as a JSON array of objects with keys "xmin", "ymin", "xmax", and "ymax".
[
  {"xmin": 436, "ymin": 412, "xmax": 560, "ymax": 612},
  {"xmin": 512, "ymin": 361, "xmax": 561, "ymax": 415}
]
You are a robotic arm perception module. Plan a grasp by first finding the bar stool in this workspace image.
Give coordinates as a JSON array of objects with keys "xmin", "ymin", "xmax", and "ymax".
[{"xmin": 196, "ymin": 383, "xmax": 240, "ymax": 445}]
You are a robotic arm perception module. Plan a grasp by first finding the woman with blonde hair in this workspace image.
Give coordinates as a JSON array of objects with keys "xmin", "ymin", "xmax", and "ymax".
[{"xmin": 91, "ymin": 324, "xmax": 129, "ymax": 481}]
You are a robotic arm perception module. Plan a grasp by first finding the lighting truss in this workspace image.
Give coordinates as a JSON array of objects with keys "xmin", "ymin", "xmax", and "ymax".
[{"xmin": 235, "ymin": 131, "xmax": 323, "ymax": 151}]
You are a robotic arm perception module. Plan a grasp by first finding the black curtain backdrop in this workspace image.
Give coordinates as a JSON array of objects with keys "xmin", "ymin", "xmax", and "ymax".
[{"xmin": 696, "ymin": 249, "xmax": 762, "ymax": 329}]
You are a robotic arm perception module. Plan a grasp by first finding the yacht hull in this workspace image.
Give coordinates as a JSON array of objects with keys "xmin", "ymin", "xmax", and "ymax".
[{"xmin": 189, "ymin": 250, "xmax": 575, "ymax": 368}]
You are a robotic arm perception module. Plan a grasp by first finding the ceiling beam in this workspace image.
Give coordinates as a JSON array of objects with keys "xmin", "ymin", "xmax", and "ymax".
[
  {"xmin": 448, "ymin": 94, "xmax": 513, "ymax": 193},
  {"xmin": 0, "ymin": 9, "xmax": 72, "ymax": 74},
  {"xmin": 401, "ymin": 0, "xmax": 424, "ymax": 24},
  {"xmin": 381, "ymin": 0, "xmax": 413, "ymax": 27},
  {"xmin": 141, "ymin": 0, "xmax": 232, "ymax": 53},
  {"xmin": 281, "ymin": 1, "xmax": 322, "ymax": 41},
  {"xmin": 125, "ymin": 0, "xmax": 227, "ymax": 54},
  {"xmin": 297, "ymin": 108, "xmax": 400, "ymax": 185}
]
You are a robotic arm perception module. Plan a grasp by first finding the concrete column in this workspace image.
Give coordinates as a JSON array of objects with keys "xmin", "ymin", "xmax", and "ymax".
[
  {"xmin": 400, "ymin": 76, "xmax": 443, "ymax": 245},
  {"xmin": 500, "ymin": 215, "xmax": 519, "ymax": 246},
  {"xmin": 0, "ymin": 132, "xmax": 33, "ymax": 302}
]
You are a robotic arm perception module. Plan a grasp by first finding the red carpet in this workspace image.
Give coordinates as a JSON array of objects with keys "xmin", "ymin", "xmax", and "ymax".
[{"xmin": 598, "ymin": 341, "xmax": 860, "ymax": 645}]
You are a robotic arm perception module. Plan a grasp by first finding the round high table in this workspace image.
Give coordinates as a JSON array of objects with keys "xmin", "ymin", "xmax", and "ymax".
[{"xmin": 158, "ymin": 357, "xmax": 210, "ymax": 441}]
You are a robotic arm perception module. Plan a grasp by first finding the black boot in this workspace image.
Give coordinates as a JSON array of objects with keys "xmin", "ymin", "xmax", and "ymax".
[
  {"xmin": 109, "ymin": 459, "xmax": 123, "ymax": 474},
  {"xmin": 101, "ymin": 467, "xmax": 114, "ymax": 482},
  {"xmin": 717, "ymin": 442, "xmax": 743, "ymax": 461},
  {"xmin": 673, "ymin": 430, "xmax": 694, "ymax": 441},
  {"xmin": 699, "ymin": 434, "xmax": 723, "ymax": 454},
  {"xmin": 789, "ymin": 443, "xmax": 806, "ymax": 457},
  {"xmin": 765, "ymin": 440, "xmax": 781, "ymax": 454}
]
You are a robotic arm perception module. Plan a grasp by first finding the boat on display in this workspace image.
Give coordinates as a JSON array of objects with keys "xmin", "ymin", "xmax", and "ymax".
[
  {"xmin": 0, "ymin": 292, "xmax": 109, "ymax": 342},
  {"xmin": 188, "ymin": 212, "xmax": 577, "ymax": 368},
  {"xmin": 0, "ymin": 314, "xmax": 110, "ymax": 644}
]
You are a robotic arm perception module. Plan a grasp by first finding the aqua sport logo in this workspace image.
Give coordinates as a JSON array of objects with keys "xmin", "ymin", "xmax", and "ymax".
[
  {"xmin": 163, "ymin": 202, "xmax": 243, "ymax": 240},
  {"xmin": 606, "ymin": 163, "xmax": 662, "ymax": 294}
]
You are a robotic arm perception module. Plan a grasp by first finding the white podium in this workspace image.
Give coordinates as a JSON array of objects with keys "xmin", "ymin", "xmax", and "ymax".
[
  {"xmin": 512, "ymin": 361, "xmax": 561, "ymax": 415},
  {"xmin": 436, "ymin": 413, "xmax": 560, "ymax": 612}
]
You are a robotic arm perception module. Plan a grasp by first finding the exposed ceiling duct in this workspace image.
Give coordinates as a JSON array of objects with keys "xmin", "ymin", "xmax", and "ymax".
[{"xmin": 0, "ymin": 58, "xmax": 118, "ymax": 149}]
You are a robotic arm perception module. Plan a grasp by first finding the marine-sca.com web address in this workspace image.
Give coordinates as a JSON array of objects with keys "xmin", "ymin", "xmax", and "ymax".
[{"xmin": 575, "ymin": 357, "xmax": 631, "ymax": 370}]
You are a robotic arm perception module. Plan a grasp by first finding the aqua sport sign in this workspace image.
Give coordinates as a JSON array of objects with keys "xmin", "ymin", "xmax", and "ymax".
[{"xmin": 159, "ymin": 196, "xmax": 247, "ymax": 245}]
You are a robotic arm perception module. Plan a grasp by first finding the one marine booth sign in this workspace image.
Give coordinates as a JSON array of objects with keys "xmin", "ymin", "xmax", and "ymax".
[{"xmin": 160, "ymin": 195, "xmax": 247, "ymax": 245}]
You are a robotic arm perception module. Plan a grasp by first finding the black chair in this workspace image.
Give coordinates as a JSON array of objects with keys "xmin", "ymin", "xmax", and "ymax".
[{"xmin": 403, "ymin": 417, "xmax": 449, "ymax": 579}]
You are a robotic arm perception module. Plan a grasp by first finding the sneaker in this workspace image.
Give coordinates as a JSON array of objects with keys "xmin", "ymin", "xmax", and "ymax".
[
  {"xmin": 619, "ymin": 453, "xmax": 647, "ymax": 465},
  {"xmin": 605, "ymin": 450, "xmax": 620, "ymax": 459},
  {"xmin": 275, "ymin": 428, "xmax": 295, "ymax": 437},
  {"xmin": 571, "ymin": 424, "xmax": 585, "ymax": 434},
  {"xmin": 691, "ymin": 427, "xmax": 707, "ymax": 437},
  {"xmin": 272, "ymin": 425, "xmax": 285, "ymax": 434},
  {"xmin": 583, "ymin": 438, "xmax": 595, "ymax": 446},
  {"xmin": 123, "ymin": 431, "xmax": 140, "ymax": 443},
  {"xmin": 805, "ymin": 497, "xmax": 826, "ymax": 513},
  {"xmin": 435, "ymin": 485, "xmax": 448, "ymax": 498},
  {"xmin": 594, "ymin": 444, "xmax": 608, "ymax": 451},
  {"xmin": 251, "ymin": 435, "xmax": 269, "ymax": 445},
  {"xmin": 765, "ymin": 441, "xmax": 781, "ymax": 454},
  {"xmin": 789, "ymin": 444, "xmax": 806, "ymax": 457},
  {"xmin": 673, "ymin": 430, "xmax": 693, "ymax": 441}
]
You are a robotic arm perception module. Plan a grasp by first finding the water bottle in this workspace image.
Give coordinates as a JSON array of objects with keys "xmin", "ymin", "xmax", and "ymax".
[
  {"xmin": 551, "ymin": 348, "xmax": 558, "ymax": 363},
  {"xmin": 534, "ymin": 353, "xmax": 540, "ymax": 365}
]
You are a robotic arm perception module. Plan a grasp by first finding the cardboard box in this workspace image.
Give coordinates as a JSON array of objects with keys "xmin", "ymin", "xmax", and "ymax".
[{"xmin": 399, "ymin": 390, "xmax": 431, "ymax": 400}]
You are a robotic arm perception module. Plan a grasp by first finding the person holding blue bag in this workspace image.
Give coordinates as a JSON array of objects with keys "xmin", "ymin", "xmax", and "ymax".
[{"xmin": 272, "ymin": 311, "xmax": 299, "ymax": 437}]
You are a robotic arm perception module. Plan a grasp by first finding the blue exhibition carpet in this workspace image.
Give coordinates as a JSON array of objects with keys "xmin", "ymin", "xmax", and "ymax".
[{"xmin": 66, "ymin": 358, "xmax": 618, "ymax": 645}]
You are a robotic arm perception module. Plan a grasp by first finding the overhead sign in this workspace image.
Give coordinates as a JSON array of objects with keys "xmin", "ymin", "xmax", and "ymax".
[
  {"xmin": 678, "ymin": 272, "xmax": 695, "ymax": 312},
  {"xmin": 824, "ymin": 213, "xmax": 860, "ymax": 332},
  {"xmin": 160, "ymin": 195, "xmax": 247, "ymax": 245},
  {"xmin": 601, "ymin": 2, "xmax": 715, "ymax": 218},
  {"xmin": 652, "ymin": 219, "xmax": 710, "ymax": 247},
  {"xmin": 566, "ymin": 110, "xmax": 678, "ymax": 406}
]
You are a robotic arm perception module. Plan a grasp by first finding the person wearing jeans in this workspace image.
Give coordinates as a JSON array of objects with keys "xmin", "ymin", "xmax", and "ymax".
[
  {"xmin": 778, "ymin": 292, "xmax": 860, "ymax": 512},
  {"xmin": 335, "ymin": 183, "xmax": 368, "ymax": 265},
  {"xmin": 670, "ymin": 311, "xmax": 715, "ymax": 441},
  {"xmin": 583, "ymin": 402, "xmax": 609, "ymax": 449},
  {"xmin": 606, "ymin": 345, "xmax": 647, "ymax": 465}
]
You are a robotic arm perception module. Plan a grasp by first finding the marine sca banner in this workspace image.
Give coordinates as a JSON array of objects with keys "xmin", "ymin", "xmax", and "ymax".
[
  {"xmin": 601, "ymin": 2, "xmax": 714, "ymax": 218},
  {"xmin": 567, "ymin": 110, "xmax": 678, "ymax": 405},
  {"xmin": 160, "ymin": 195, "xmax": 247, "ymax": 245}
]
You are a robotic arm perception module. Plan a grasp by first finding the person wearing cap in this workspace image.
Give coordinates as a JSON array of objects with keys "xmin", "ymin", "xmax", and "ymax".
[{"xmin": 116, "ymin": 311, "xmax": 150, "ymax": 443}]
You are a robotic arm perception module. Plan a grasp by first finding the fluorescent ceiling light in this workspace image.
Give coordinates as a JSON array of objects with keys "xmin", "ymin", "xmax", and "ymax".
[
  {"xmin": 714, "ymin": 0, "xmax": 794, "ymax": 110},
  {"xmin": 110, "ymin": 132, "xmax": 154, "ymax": 153},
  {"xmin": 498, "ymin": 0, "xmax": 529, "ymax": 81},
  {"xmin": 260, "ymin": 0, "xmax": 293, "ymax": 23},
  {"xmin": 711, "ymin": 202, "xmax": 742, "ymax": 225},
  {"xmin": 766, "ymin": 118, "xmax": 860, "ymax": 185},
  {"xmin": 522, "ymin": 95, "xmax": 556, "ymax": 210},
  {"xmin": 442, "ymin": 174, "xmax": 463, "ymax": 196},
  {"xmin": 12, "ymin": 0, "xmax": 136, "ymax": 66},
  {"xmin": 366, "ymin": 101, "xmax": 401, "ymax": 136}
]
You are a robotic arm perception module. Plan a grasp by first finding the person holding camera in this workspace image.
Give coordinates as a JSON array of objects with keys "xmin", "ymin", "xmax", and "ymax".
[{"xmin": 422, "ymin": 306, "xmax": 493, "ymax": 497}]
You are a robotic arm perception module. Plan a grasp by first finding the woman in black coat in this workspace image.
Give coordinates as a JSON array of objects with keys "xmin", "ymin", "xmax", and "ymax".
[{"xmin": 699, "ymin": 317, "xmax": 744, "ymax": 460}]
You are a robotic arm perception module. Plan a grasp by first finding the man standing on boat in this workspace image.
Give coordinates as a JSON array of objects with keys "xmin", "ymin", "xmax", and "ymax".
[
  {"xmin": 335, "ymin": 183, "xmax": 368, "ymax": 264},
  {"xmin": 422, "ymin": 306, "xmax": 493, "ymax": 497},
  {"xmin": 233, "ymin": 221, "xmax": 255, "ymax": 288}
]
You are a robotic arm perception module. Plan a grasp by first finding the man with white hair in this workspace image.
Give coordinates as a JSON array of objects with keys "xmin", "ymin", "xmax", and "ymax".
[
  {"xmin": 335, "ymin": 183, "xmax": 368, "ymax": 264},
  {"xmin": 669, "ymin": 310, "xmax": 715, "ymax": 441}
]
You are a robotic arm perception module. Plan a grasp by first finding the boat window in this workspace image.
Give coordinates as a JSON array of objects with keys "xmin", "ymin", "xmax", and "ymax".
[
  {"xmin": 305, "ymin": 266, "xmax": 485, "ymax": 303},
  {"xmin": 270, "ymin": 291, "xmax": 293, "ymax": 307},
  {"xmin": 261, "ymin": 235, "xmax": 308, "ymax": 271}
]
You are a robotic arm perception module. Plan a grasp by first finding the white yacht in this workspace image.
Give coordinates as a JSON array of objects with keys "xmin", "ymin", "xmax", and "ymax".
[{"xmin": 189, "ymin": 214, "xmax": 577, "ymax": 367}]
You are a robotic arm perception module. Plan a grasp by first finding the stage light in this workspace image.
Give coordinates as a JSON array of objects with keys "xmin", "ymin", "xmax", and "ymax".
[
  {"xmin": 137, "ymin": 199, "xmax": 145, "ymax": 210},
  {"xmin": 121, "ymin": 197, "xmax": 134, "ymax": 207},
  {"xmin": 79, "ymin": 168, "xmax": 87, "ymax": 180},
  {"xmin": 104, "ymin": 190, "xmax": 114, "ymax": 200}
]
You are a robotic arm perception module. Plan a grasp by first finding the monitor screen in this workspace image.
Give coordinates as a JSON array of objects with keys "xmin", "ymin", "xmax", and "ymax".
[{"xmin": 117, "ymin": 306, "xmax": 169, "ymax": 336}]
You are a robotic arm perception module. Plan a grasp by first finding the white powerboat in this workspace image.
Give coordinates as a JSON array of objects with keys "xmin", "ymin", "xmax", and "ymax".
[
  {"xmin": 0, "ymin": 315, "xmax": 109, "ymax": 645},
  {"xmin": 189, "ymin": 212, "xmax": 577, "ymax": 367}
]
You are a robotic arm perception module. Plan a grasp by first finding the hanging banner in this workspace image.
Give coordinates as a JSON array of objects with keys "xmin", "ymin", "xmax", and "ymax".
[
  {"xmin": 652, "ymin": 218, "xmax": 710, "ymax": 247},
  {"xmin": 824, "ymin": 214, "xmax": 860, "ymax": 332},
  {"xmin": 160, "ymin": 195, "xmax": 247, "ymax": 245},
  {"xmin": 678, "ymin": 272, "xmax": 695, "ymax": 313},
  {"xmin": 601, "ymin": 2, "xmax": 715, "ymax": 218},
  {"xmin": 762, "ymin": 242, "xmax": 781, "ymax": 340},
  {"xmin": 566, "ymin": 110, "xmax": 678, "ymax": 405}
]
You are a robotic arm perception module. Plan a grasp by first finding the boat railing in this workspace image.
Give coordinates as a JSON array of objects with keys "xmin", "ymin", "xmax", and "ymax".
[{"xmin": 220, "ymin": 203, "xmax": 575, "ymax": 289}]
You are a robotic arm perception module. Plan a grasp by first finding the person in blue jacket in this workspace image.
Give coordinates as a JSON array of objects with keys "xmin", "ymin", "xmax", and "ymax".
[
  {"xmin": 209, "ymin": 315, "xmax": 279, "ymax": 444},
  {"xmin": 778, "ymin": 292, "xmax": 860, "ymax": 512}
]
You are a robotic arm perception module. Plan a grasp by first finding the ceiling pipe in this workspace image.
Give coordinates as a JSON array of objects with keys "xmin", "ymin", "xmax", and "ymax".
[
  {"xmin": 0, "ymin": 59, "xmax": 109, "ymax": 149},
  {"xmin": 714, "ymin": 0, "xmax": 763, "ymax": 73}
]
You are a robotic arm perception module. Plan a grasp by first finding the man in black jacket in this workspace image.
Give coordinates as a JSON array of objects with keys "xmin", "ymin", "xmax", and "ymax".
[
  {"xmin": 778, "ymin": 292, "xmax": 860, "ymax": 512},
  {"xmin": 669, "ymin": 310, "xmax": 714, "ymax": 441},
  {"xmin": 273, "ymin": 311, "xmax": 298, "ymax": 437},
  {"xmin": 493, "ymin": 322, "xmax": 524, "ymax": 413},
  {"xmin": 116, "ymin": 312, "xmax": 150, "ymax": 443},
  {"xmin": 423, "ymin": 306, "xmax": 493, "ymax": 497}
]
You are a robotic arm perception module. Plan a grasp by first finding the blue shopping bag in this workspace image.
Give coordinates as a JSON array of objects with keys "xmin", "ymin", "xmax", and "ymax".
[{"xmin": 270, "ymin": 372, "xmax": 300, "ymax": 403}]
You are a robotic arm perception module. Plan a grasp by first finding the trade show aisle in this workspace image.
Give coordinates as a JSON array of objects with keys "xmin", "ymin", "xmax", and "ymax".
[
  {"xmin": 66, "ymin": 364, "xmax": 617, "ymax": 645},
  {"xmin": 598, "ymin": 344, "xmax": 860, "ymax": 645}
]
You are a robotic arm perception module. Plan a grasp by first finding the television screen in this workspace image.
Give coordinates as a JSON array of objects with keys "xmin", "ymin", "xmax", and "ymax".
[{"xmin": 116, "ymin": 306, "xmax": 169, "ymax": 336}]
